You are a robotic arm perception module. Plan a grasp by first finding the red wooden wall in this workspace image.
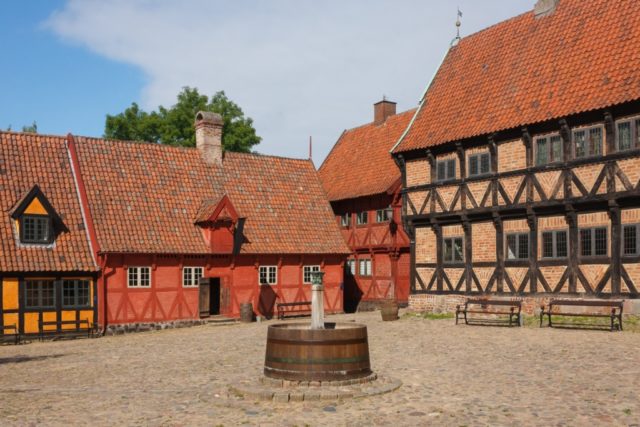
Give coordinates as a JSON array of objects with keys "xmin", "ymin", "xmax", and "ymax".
[{"xmin": 97, "ymin": 253, "xmax": 344, "ymax": 327}]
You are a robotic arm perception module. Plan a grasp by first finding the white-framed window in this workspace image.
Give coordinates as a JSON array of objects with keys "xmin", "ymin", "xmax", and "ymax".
[
  {"xmin": 376, "ymin": 208, "xmax": 391, "ymax": 223},
  {"xmin": 616, "ymin": 116, "xmax": 640, "ymax": 151},
  {"xmin": 541, "ymin": 230, "xmax": 568, "ymax": 259},
  {"xmin": 303, "ymin": 265, "xmax": 321, "ymax": 284},
  {"xmin": 345, "ymin": 259, "xmax": 356, "ymax": 276},
  {"xmin": 443, "ymin": 237, "xmax": 464, "ymax": 263},
  {"xmin": 356, "ymin": 211, "xmax": 368, "ymax": 225},
  {"xmin": 340, "ymin": 213, "xmax": 351, "ymax": 227},
  {"xmin": 506, "ymin": 233, "xmax": 529, "ymax": 260},
  {"xmin": 128, "ymin": 267, "xmax": 151, "ymax": 288},
  {"xmin": 183, "ymin": 267, "xmax": 204, "ymax": 287},
  {"xmin": 436, "ymin": 158, "xmax": 456, "ymax": 182},
  {"xmin": 573, "ymin": 125, "xmax": 604, "ymax": 158},
  {"xmin": 579, "ymin": 227, "xmax": 608, "ymax": 257},
  {"xmin": 259, "ymin": 265, "xmax": 277, "ymax": 285},
  {"xmin": 623, "ymin": 224, "xmax": 640, "ymax": 256},
  {"xmin": 468, "ymin": 152, "xmax": 490, "ymax": 177},
  {"xmin": 358, "ymin": 259, "xmax": 372, "ymax": 277},
  {"xmin": 535, "ymin": 133, "xmax": 563, "ymax": 165}
]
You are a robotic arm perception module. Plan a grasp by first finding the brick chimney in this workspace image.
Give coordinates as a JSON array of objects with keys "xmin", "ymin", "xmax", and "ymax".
[
  {"xmin": 534, "ymin": 0, "xmax": 559, "ymax": 18},
  {"xmin": 195, "ymin": 111, "xmax": 223, "ymax": 166},
  {"xmin": 373, "ymin": 99, "xmax": 397, "ymax": 125}
]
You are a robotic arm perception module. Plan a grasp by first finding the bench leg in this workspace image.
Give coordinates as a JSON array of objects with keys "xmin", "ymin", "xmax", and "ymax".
[
  {"xmin": 539, "ymin": 311, "xmax": 543, "ymax": 328},
  {"xmin": 547, "ymin": 312, "xmax": 552, "ymax": 328},
  {"xmin": 455, "ymin": 308, "xmax": 459, "ymax": 325},
  {"xmin": 618, "ymin": 313, "xmax": 623, "ymax": 331}
]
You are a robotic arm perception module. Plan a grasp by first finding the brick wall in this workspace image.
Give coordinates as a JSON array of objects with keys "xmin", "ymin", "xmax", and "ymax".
[
  {"xmin": 497, "ymin": 139, "xmax": 526, "ymax": 173},
  {"xmin": 415, "ymin": 226, "xmax": 436, "ymax": 263},
  {"xmin": 472, "ymin": 221, "xmax": 496, "ymax": 262},
  {"xmin": 405, "ymin": 159, "xmax": 430, "ymax": 187}
]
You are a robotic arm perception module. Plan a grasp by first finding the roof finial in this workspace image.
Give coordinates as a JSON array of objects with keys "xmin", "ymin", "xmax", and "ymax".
[{"xmin": 451, "ymin": 7, "xmax": 463, "ymax": 46}]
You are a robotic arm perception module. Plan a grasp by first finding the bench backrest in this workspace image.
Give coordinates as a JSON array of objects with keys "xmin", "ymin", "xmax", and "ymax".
[
  {"xmin": 466, "ymin": 299, "xmax": 521, "ymax": 307},
  {"xmin": 549, "ymin": 299, "xmax": 623, "ymax": 308}
]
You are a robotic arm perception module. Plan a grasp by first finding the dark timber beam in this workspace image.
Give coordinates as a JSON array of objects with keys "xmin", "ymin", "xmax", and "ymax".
[
  {"xmin": 456, "ymin": 142, "xmax": 466, "ymax": 210},
  {"xmin": 426, "ymin": 150, "xmax": 436, "ymax": 214},
  {"xmin": 493, "ymin": 213, "xmax": 504, "ymax": 293},
  {"xmin": 526, "ymin": 211, "xmax": 538, "ymax": 293},
  {"xmin": 559, "ymin": 119, "xmax": 573, "ymax": 199},
  {"xmin": 462, "ymin": 219, "xmax": 472, "ymax": 292},
  {"xmin": 522, "ymin": 127, "xmax": 534, "ymax": 203},
  {"xmin": 604, "ymin": 111, "xmax": 615, "ymax": 156},
  {"xmin": 566, "ymin": 208, "xmax": 578, "ymax": 293},
  {"xmin": 609, "ymin": 203, "xmax": 621, "ymax": 294},
  {"xmin": 433, "ymin": 222, "xmax": 443, "ymax": 292},
  {"xmin": 489, "ymin": 136, "xmax": 498, "ymax": 207}
]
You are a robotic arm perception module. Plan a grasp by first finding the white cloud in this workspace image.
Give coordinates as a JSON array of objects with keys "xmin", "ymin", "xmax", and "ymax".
[{"xmin": 46, "ymin": 0, "xmax": 533, "ymax": 163}]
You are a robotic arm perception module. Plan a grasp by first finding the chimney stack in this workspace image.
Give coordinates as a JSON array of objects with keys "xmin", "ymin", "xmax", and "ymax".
[
  {"xmin": 194, "ymin": 111, "xmax": 223, "ymax": 166},
  {"xmin": 373, "ymin": 98, "xmax": 397, "ymax": 125},
  {"xmin": 534, "ymin": 0, "xmax": 559, "ymax": 18}
]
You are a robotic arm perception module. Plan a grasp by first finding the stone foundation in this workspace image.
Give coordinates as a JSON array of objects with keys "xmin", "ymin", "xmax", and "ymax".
[
  {"xmin": 103, "ymin": 319, "xmax": 207, "ymax": 335},
  {"xmin": 408, "ymin": 294, "xmax": 640, "ymax": 316}
]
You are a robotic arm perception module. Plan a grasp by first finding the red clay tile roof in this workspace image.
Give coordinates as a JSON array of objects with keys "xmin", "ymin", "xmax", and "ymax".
[
  {"xmin": 394, "ymin": 0, "xmax": 640, "ymax": 153},
  {"xmin": 319, "ymin": 109, "xmax": 415, "ymax": 201},
  {"xmin": 223, "ymin": 152, "xmax": 350, "ymax": 254},
  {"xmin": 73, "ymin": 137, "xmax": 349, "ymax": 255},
  {"xmin": 0, "ymin": 132, "xmax": 97, "ymax": 272}
]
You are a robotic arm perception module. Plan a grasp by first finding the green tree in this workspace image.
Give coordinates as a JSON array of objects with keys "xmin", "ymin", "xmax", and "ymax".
[{"xmin": 104, "ymin": 87, "xmax": 261, "ymax": 152}]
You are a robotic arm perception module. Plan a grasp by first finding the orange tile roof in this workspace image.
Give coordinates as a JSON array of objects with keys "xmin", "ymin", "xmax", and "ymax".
[
  {"xmin": 0, "ymin": 132, "xmax": 97, "ymax": 272},
  {"xmin": 394, "ymin": 0, "xmax": 640, "ymax": 153},
  {"xmin": 319, "ymin": 109, "xmax": 416, "ymax": 201},
  {"xmin": 73, "ymin": 137, "xmax": 349, "ymax": 255}
]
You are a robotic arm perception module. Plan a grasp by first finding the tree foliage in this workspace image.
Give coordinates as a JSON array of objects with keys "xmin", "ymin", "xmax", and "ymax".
[{"xmin": 104, "ymin": 87, "xmax": 261, "ymax": 152}]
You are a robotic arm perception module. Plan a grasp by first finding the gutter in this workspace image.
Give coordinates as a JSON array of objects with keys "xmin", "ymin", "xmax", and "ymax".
[{"xmin": 390, "ymin": 46, "xmax": 453, "ymax": 155}]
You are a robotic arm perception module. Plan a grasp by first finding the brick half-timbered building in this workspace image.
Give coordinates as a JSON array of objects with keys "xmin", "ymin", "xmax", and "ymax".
[
  {"xmin": 320, "ymin": 101, "xmax": 413, "ymax": 311},
  {"xmin": 0, "ymin": 112, "xmax": 350, "ymax": 335},
  {"xmin": 392, "ymin": 0, "xmax": 640, "ymax": 313}
]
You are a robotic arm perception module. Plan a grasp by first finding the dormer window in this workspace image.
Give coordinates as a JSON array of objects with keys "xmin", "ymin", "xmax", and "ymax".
[
  {"xmin": 11, "ymin": 185, "xmax": 63, "ymax": 246},
  {"xmin": 21, "ymin": 215, "xmax": 51, "ymax": 244}
]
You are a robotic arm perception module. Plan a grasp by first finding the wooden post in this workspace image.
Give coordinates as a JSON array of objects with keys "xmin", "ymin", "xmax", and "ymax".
[
  {"xmin": 522, "ymin": 127, "xmax": 534, "ymax": 203},
  {"xmin": 463, "ymin": 219, "xmax": 472, "ymax": 292},
  {"xmin": 433, "ymin": 222, "xmax": 443, "ymax": 292},
  {"xmin": 566, "ymin": 209, "xmax": 578, "ymax": 293},
  {"xmin": 560, "ymin": 119, "xmax": 573, "ymax": 198},
  {"xmin": 489, "ymin": 137, "xmax": 498, "ymax": 207},
  {"xmin": 456, "ymin": 142, "xmax": 466, "ymax": 211},
  {"xmin": 426, "ymin": 150, "xmax": 436, "ymax": 214},
  {"xmin": 493, "ymin": 214, "xmax": 504, "ymax": 293},
  {"xmin": 527, "ymin": 212, "xmax": 538, "ymax": 293},
  {"xmin": 609, "ymin": 204, "xmax": 621, "ymax": 294}
]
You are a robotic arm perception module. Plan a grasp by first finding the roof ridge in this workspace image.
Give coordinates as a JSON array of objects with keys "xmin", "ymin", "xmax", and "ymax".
[
  {"xmin": 226, "ymin": 150, "xmax": 312, "ymax": 164},
  {"xmin": 342, "ymin": 108, "xmax": 417, "ymax": 134},
  {"xmin": 0, "ymin": 130, "xmax": 68, "ymax": 140}
]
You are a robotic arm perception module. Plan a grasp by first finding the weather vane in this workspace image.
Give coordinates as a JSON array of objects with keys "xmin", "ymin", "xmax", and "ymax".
[{"xmin": 452, "ymin": 7, "xmax": 463, "ymax": 46}]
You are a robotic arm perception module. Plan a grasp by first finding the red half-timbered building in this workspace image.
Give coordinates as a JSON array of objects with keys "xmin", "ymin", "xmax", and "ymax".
[
  {"xmin": 0, "ymin": 112, "xmax": 350, "ymax": 335},
  {"xmin": 320, "ymin": 101, "xmax": 413, "ymax": 311}
]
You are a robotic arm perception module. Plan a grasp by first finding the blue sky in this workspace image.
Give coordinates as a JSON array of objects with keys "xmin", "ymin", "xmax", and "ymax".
[{"xmin": 1, "ymin": 1, "xmax": 533, "ymax": 162}]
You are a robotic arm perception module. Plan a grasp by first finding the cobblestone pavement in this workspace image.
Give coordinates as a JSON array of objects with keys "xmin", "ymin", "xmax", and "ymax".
[{"xmin": 1, "ymin": 311, "xmax": 639, "ymax": 426}]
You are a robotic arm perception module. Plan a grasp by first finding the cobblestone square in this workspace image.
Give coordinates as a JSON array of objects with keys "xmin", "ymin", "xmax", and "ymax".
[{"xmin": 1, "ymin": 311, "xmax": 639, "ymax": 426}]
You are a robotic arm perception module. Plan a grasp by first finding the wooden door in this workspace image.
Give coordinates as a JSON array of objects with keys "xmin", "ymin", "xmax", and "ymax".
[
  {"xmin": 209, "ymin": 278, "xmax": 220, "ymax": 315},
  {"xmin": 199, "ymin": 279, "xmax": 210, "ymax": 318}
]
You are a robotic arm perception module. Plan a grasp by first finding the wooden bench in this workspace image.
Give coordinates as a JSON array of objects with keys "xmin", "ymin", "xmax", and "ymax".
[
  {"xmin": 456, "ymin": 299, "xmax": 522, "ymax": 327},
  {"xmin": 277, "ymin": 301, "xmax": 312, "ymax": 320},
  {"xmin": 540, "ymin": 299, "xmax": 624, "ymax": 331},
  {"xmin": 39, "ymin": 319, "xmax": 96, "ymax": 341},
  {"xmin": 1, "ymin": 324, "xmax": 20, "ymax": 345}
]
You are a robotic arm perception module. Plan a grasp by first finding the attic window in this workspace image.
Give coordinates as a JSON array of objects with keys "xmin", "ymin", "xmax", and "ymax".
[{"xmin": 21, "ymin": 215, "xmax": 51, "ymax": 244}]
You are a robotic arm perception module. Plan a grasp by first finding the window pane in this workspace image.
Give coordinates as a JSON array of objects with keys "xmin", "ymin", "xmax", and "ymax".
[
  {"xmin": 542, "ymin": 232, "xmax": 554, "ymax": 258},
  {"xmin": 590, "ymin": 127, "xmax": 602, "ymax": 155},
  {"xmin": 454, "ymin": 238, "xmax": 463, "ymax": 262},
  {"xmin": 594, "ymin": 228, "xmax": 607, "ymax": 256},
  {"xmin": 580, "ymin": 229, "xmax": 592, "ymax": 257},
  {"xmin": 447, "ymin": 159, "xmax": 456, "ymax": 179},
  {"xmin": 480, "ymin": 153, "xmax": 490, "ymax": 174},
  {"xmin": 556, "ymin": 231, "xmax": 568, "ymax": 258},
  {"xmin": 184, "ymin": 268, "xmax": 192, "ymax": 286},
  {"xmin": 550, "ymin": 136, "xmax": 563, "ymax": 162},
  {"xmin": 536, "ymin": 138, "xmax": 548, "ymax": 165},
  {"xmin": 618, "ymin": 121, "xmax": 632, "ymax": 151},
  {"xmin": 437, "ymin": 162, "xmax": 445, "ymax": 181},
  {"xmin": 574, "ymin": 130, "xmax": 586, "ymax": 158},
  {"xmin": 506, "ymin": 235, "xmax": 517, "ymax": 260},
  {"xmin": 623, "ymin": 225, "xmax": 638, "ymax": 255},
  {"xmin": 141, "ymin": 268, "xmax": 150, "ymax": 287},
  {"xmin": 128, "ymin": 268, "xmax": 137, "ymax": 287},
  {"xmin": 636, "ymin": 119, "xmax": 640, "ymax": 148},
  {"xmin": 63, "ymin": 281, "xmax": 75, "ymax": 307},
  {"xmin": 444, "ymin": 239, "xmax": 453, "ymax": 262},
  {"xmin": 469, "ymin": 156, "xmax": 478, "ymax": 176},
  {"xmin": 518, "ymin": 234, "xmax": 529, "ymax": 259}
]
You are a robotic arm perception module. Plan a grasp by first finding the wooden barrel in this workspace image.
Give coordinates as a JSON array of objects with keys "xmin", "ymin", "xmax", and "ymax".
[
  {"xmin": 380, "ymin": 300, "xmax": 399, "ymax": 321},
  {"xmin": 264, "ymin": 323, "xmax": 371, "ymax": 381},
  {"xmin": 240, "ymin": 302, "xmax": 253, "ymax": 323}
]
